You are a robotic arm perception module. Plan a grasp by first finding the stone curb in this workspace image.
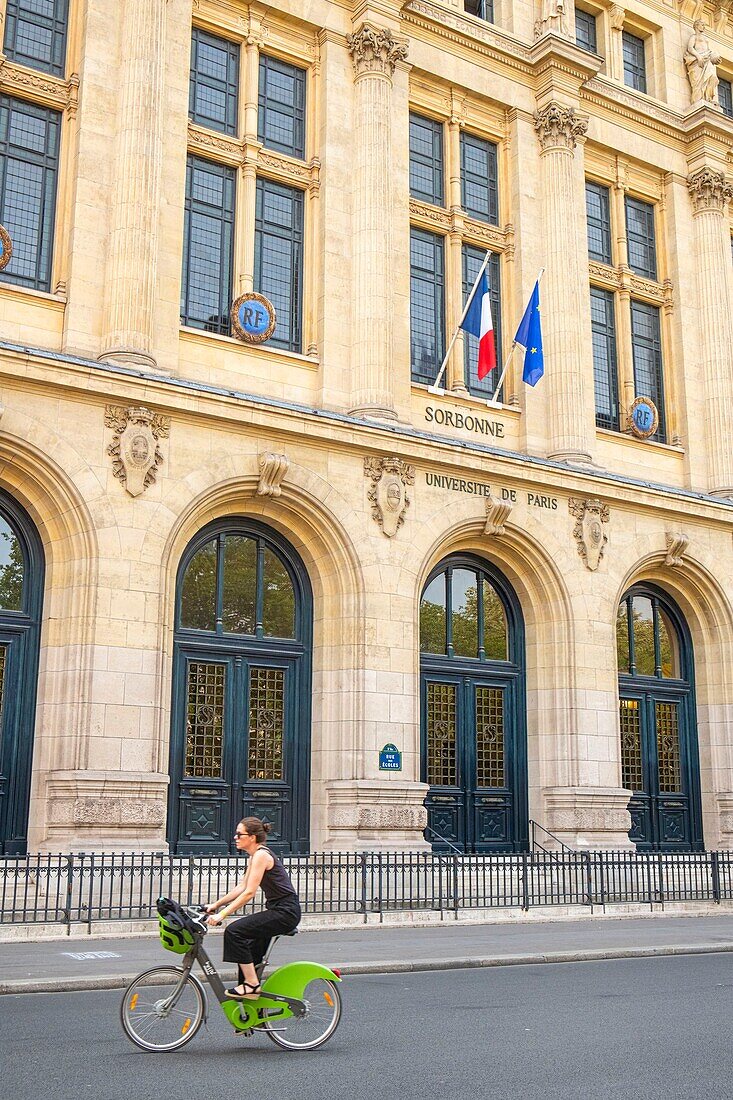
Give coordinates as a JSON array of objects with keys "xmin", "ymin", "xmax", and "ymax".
[{"xmin": 3, "ymin": 940, "xmax": 733, "ymax": 995}]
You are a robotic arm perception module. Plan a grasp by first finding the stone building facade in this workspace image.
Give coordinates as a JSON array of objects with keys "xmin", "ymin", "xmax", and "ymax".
[{"xmin": 0, "ymin": 0, "xmax": 732, "ymax": 855}]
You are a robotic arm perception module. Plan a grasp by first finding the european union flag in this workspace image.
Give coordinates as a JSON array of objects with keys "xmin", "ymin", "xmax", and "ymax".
[{"xmin": 514, "ymin": 281, "xmax": 544, "ymax": 386}]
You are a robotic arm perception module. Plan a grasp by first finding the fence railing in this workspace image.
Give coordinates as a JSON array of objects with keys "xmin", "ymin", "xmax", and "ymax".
[{"xmin": 2, "ymin": 849, "xmax": 732, "ymax": 931}]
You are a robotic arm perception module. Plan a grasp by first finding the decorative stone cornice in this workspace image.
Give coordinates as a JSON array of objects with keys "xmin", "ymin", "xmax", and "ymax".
[
  {"xmin": 347, "ymin": 24, "xmax": 408, "ymax": 78},
  {"xmin": 687, "ymin": 165, "xmax": 733, "ymax": 213},
  {"xmin": 0, "ymin": 55, "xmax": 79, "ymax": 115},
  {"xmin": 534, "ymin": 101, "xmax": 588, "ymax": 151}
]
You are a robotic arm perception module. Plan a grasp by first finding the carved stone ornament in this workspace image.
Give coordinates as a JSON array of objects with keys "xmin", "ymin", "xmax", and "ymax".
[
  {"xmin": 364, "ymin": 456, "xmax": 415, "ymax": 537},
  {"xmin": 257, "ymin": 452, "xmax": 290, "ymax": 497},
  {"xmin": 664, "ymin": 531, "xmax": 689, "ymax": 568},
  {"xmin": 687, "ymin": 166, "xmax": 733, "ymax": 214},
  {"xmin": 534, "ymin": 0, "xmax": 571, "ymax": 40},
  {"xmin": 105, "ymin": 405, "xmax": 170, "ymax": 497},
  {"xmin": 347, "ymin": 24, "xmax": 409, "ymax": 78},
  {"xmin": 484, "ymin": 494, "xmax": 512, "ymax": 537},
  {"xmin": 534, "ymin": 102, "xmax": 588, "ymax": 152},
  {"xmin": 568, "ymin": 497, "xmax": 609, "ymax": 571}
]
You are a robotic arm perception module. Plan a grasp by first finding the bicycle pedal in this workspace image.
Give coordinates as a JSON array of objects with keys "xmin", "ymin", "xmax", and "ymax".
[{"xmin": 234, "ymin": 1027, "xmax": 255, "ymax": 1037}]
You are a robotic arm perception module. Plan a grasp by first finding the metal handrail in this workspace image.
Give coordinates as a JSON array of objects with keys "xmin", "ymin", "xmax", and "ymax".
[
  {"xmin": 423, "ymin": 826, "xmax": 463, "ymax": 856},
  {"xmin": 529, "ymin": 819, "xmax": 575, "ymax": 854}
]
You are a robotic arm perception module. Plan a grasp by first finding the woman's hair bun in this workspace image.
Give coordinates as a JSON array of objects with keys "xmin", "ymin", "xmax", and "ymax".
[{"xmin": 262, "ymin": 821, "xmax": 272, "ymax": 834}]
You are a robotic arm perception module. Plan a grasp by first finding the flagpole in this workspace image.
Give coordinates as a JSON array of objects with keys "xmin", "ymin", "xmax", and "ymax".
[
  {"xmin": 487, "ymin": 267, "xmax": 545, "ymax": 407},
  {"xmin": 428, "ymin": 250, "xmax": 491, "ymax": 395}
]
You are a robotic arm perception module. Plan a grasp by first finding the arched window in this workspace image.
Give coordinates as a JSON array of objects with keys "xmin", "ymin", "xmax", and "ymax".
[
  {"xmin": 170, "ymin": 519, "xmax": 311, "ymax": 855},
  {"xmin": 420, "ymin": 560, "xmax": 511, "ymax": 662},
  {"xmin": 0, "ymin": 492, "xmax": 44, "ymax": 854},
  {"xmin": 616, "ymin": 583, "xmax": 701, "ymax": 851}
]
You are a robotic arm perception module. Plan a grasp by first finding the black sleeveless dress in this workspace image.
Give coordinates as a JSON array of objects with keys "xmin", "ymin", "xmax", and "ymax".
[{"xmin": 222, "ymin": 846, "xmax": 301, "ymax": 968}]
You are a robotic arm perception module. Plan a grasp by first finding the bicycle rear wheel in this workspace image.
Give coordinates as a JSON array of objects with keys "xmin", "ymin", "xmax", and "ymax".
[
  {"xmin": 263, "ymin": 977, "xmax": 342, "ymax": 1051},
  {"xmin": 121, "ymin": 966, "xmax": 205, "ymax": 1052}
]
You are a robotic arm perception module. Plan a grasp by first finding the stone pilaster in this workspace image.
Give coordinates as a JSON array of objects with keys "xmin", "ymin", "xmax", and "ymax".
[
  {"xmin": 534, "ymin": 102, "xmax": 594, "ymax": 463},
  {"xmin": 686, "ymin": 166, "xmax": 733, "ymax": 497},
  {"xmin": 347, "ymin": 24, "xmax": 408, "ymax": 420},
  {"xmin": 98, "ymin": 0, "xmax": 166, "ymax": 369}
]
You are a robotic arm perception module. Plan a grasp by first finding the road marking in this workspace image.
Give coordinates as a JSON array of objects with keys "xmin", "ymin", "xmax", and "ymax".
[{"xmin": 61, "ymin": 951, "xmax": 122, "ymax": 960}]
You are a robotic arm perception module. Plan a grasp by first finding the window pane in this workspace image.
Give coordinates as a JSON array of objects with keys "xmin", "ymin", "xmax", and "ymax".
[
  {"xmin": 185, "ymin": 661, "xmax": 225, "ymax": 778},
  {"xmin": 464, "ymin": 0, "xmax": 494, "ymax": 20},
  {"xmin": 181, "ymin": 156, "xmax": 235, "ymax": 333},
  {"xmin": 248, "ymin": 666, "xmax": 285, "ymax": 781},
  {"xmin": 452, "ymin": 568, "xmax": 478, "ymax": 658},
  {"xmin": 719, "ymin": 78, "xmax": 733, "ymax": 118},
  {"xmin": 623, "ymin": 31, "xmax": 647, "ymax": 94},
  {"xmin": 586, "ymin": 182, "xmax": 611, "ymax": 264},
  {"xmin": 658, "ymin": 608, "xmax": 679, "ymax": 679},
  {"xmin": 262, "ymin": 548, "xmax": 295, "ymax": 638},
  {"xmin": 620, "ymin": 698, "xmax": 642, "ymax": 791},
  {"xmin": 461, "ymin": 132, "xmax": 498, "ymax": 225},
  {"xmin": 575, "ymin": 8, "xmax": 597, "ymax": 53},
  {"xmin": 189, "ymin": 28, "xmax": 239, "ymax": 135},
  {"xmin": 0, "ymin": 96, "xmax": 60, "ymax": 291},
  {"xmin": 420, "ymin": 574, "xmax": 447, "ymax": 654},
  {"xmin": 463, "ymin": 245, "xmax": 501, "ymax": 398},
  {"xmin": 409, "ymin": 113, "xmax": 443, "ymax": 206},
  {"xmin": 591, "ymin": 287, "xmax": 619, "ymax": 430},
  {"xmin": 0, "ymin": 515, "xmax": 23, "ymax": 611},
  {"xmin": 410, "ymin": 227, "xmax": 445, "ymax": 384},
  {"xmin": 475, "ymin": 686, "xmax": 504, "ymax": 786},
  {"xmin": 616, "ymin": 599, "xmax": 630, "ymax": 674},
  {"xmin": 4, "ymin": 0, "xmax": 68, "ymax": 77},
  {"xmin": 258, "ymin": 55, "xmax": 306, "ymax": 159},
  {"xmin": 482, "ymin": 579, "xmax": 507, "ymax": 660},
  {"xmin": 254, "ymin": 178, "xmax": 304, "ymax": 352},
  {"xmin": 222, "ymin": 535, "xmax": 256, "ymax": 634},
  {"xmin": 427, "ymin": 681, "xmax": 457, "ymax": 785},
  {"xmin": 625, "ymin": 197, "xmax": 657, "ymax": 279},
  {"xmin": 180, "ymin": 539, "xmax": 217, "ymax": 630},
  {"xmin": 632, "ymin": 596, "xmax": 655, "ymax": 676},
  {"xmin": 656, "ymin": 701, "xmax": 681, "ymax": 792},
  {"xmin": 630, "ymin": 300, "xmax": 665, "ymax": 441}
]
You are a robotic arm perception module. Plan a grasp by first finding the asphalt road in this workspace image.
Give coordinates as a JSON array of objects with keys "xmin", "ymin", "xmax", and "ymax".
[{"xmin": 2, "ymin": 955, "xmax": 732, "ymax": 1100}]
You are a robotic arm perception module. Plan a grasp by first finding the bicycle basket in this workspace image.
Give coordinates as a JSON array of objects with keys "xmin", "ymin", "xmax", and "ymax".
[{"xmin": 157, "ymin": 898, "xmax": 199, "ymax": 954}]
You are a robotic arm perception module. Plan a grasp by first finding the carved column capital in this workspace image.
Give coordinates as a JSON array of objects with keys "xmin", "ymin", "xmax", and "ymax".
[
  {"xmin": 687, "ymin": 166, "xmax": 733, "ymax": 214},
  {"xmin": 534, "ymin": 102, "xmax": 588, "ymax": 152},
  {"xmin": 347, "ymin": 24, "xmax": 408, "ymax": 78}
]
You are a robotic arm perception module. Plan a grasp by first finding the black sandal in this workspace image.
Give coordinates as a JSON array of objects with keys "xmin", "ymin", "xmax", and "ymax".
[{"xmin": 225, "ymin": 982, "xmax": 261, "ymax": 1000}]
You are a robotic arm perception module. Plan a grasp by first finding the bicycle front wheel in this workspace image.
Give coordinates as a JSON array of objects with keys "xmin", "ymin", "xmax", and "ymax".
[
  {"xmin": 121, "ymin": 966, "xmax": 206, "ymax": 1052},
  {"xmin": 263, "ymin": 977, "xmax": 342, "ymax": 1051}
]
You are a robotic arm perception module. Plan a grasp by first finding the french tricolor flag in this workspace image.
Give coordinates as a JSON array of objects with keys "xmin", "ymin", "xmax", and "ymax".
[{"xmin": 460, "ymin": 269, "xmax": 496, "ymax": 380}]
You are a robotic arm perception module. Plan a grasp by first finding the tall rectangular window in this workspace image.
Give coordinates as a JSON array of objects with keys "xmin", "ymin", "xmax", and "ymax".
[
  {"xmin": 719, "ymin": 78, "xmax": 733, "ymax": 118},
  {"xmin": 409, "ymin": 114, "xmax": 444, "ymax": 207},
  {"xmin": 586, "ymin": 182, "xmax": 612, "ymax": 263},
  {"xmin": 625, "ymin": 196, "xmax": 657, "ymax": 279},
  {"xmin": 189, "ymin": 28, "xmax": 239, "ymax": 135},
  {"xmin": 461, "ymin": 132, "xmax": 498, "ymax": 225},
  {"xmin": 0, "ymin": 96, "xmax": 60, "ymax": 291},
  {"xmin": 623, "ymin": 31, "xmax": 647, "ymax": 94},
  {"xmin": 590, "ymin": 287, "xmax": 619, "ymax": 431},
  {"xmin": 181, "ymin": 155, "xmax": 235, "ymax": 334},
  {"xmin": 254, "ymin": 178, "xmax": 304, "ymax": 352},
  {"xmin": 410, "ymin": 227, "xmax": 445, "ymax": 384},
  {"xmin": 631, "ymin": 300, "xmax": 665, "ymax": 441},
  {"xmin": 4, "ymin": 0, "xmax": 68, "ymax": 77},
  {"xmin": 575, "ymin": 8, "xmax": 597, "ymax": 53},
  {"xmin": 462, "ymin": 244, "xmax": 502, "ymax": 398},
  {"xmin": 258, "ymin": 55, "xmax": 306, "ymax": 160},
  {"xmin": 464, "ymin": 0, "xmax": 494, "ymax": 21}
]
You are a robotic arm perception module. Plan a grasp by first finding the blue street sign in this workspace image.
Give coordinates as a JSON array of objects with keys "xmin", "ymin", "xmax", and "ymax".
[{"xmin": 379, "ymin": 743, "xmax": 402, "ymax": 771}]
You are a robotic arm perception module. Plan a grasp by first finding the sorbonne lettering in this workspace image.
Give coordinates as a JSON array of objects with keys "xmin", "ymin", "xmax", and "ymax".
[
  {"xmin": 425, "ymin": 405, "xmax": 504, "ymax": 438},
  {"xmin": 425, "ymin": 472, "xmax": 493, "ymax": 496}
]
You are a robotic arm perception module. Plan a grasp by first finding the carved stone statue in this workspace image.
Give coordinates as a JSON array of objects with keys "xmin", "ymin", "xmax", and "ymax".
[
  {"xmin": 684, "ymin": 21, "xmax": 721, "ymax": 106},
  {"xmin": 535, "ymin": 0, "xmax": 571, "ymax": 40}
]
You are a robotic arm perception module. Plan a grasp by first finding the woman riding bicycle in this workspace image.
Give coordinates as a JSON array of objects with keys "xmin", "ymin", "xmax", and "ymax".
[{"xmin": 205, "ymin": 817, "xmax": 301, "ymax": 1000}]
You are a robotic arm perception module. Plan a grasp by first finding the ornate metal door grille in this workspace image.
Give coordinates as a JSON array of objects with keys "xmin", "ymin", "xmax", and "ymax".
[
  {"xmin": 475, "ymin": 686, "xmax": 504, "ymax": 787},
  {"xmin": 185, "ymin": 662, "xmax": 225, "ymax": 779},
  {"xmin": 248, "ymin": 667, "xmax": 285, "ymax": 781},
  {"xmin": 620, "ymin": 698, "xmax": 642, "ymax": 791},
  {"xmin": 426, "ymin": 682, "xmax": 457, "ymax": 786},
  {"xmin": 655, "ymin": 701, "xmax": 681, "ymax": 793}
]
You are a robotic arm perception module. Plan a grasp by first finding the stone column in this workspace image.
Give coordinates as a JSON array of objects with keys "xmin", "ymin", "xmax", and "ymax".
[
  {"xmin": 687, "ymin": 166, "xmax": 733, "ymax": 497},
  {"xmin": 98, "ymin": 0, "xmax": 166, "ymax": 369},
  {"xmin": 534, "ymin": 102, "xmax": 594, "ymax": 463},
  {"xmin": 347, "ymin": 24, "xmax": 408, "ymax": 420}
]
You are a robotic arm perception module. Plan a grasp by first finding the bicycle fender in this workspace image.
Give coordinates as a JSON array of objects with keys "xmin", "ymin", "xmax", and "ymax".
[{"xmin": 262, "ymin": 960, "xmax": 342, "ymax": 998}]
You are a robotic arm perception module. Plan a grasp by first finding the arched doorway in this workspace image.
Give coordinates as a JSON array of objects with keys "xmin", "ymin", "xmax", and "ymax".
[
  {"xmin": 617, "ymin": 583, "xmax": 702, "ymax": 851},
  {"xmin": 420, "ymin": 554, "xmax": 527, "ymax": 852},
  {"xmin": 0, "ymin": 492, "xmax": 43, "ymax": 855},
  {"xmin": 168, "ymin": 518, "xmax": 312, "ymax": 854}
]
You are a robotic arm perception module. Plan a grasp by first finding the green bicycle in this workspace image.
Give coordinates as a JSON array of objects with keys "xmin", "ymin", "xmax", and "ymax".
[{"xmin": 120, "ymin": 897, "xmax": 342, "ymax": 1053}]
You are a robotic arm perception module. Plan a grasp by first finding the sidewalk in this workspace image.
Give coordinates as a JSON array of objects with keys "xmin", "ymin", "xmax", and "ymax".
[{"xmin": 3, "ymin": 910, "xmax": 733, "ymax": 994}]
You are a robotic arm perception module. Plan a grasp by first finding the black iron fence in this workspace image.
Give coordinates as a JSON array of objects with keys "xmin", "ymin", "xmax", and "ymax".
[{"xmin": 2, "ymin": 849, "xmax": 733, "ymax": 931}]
